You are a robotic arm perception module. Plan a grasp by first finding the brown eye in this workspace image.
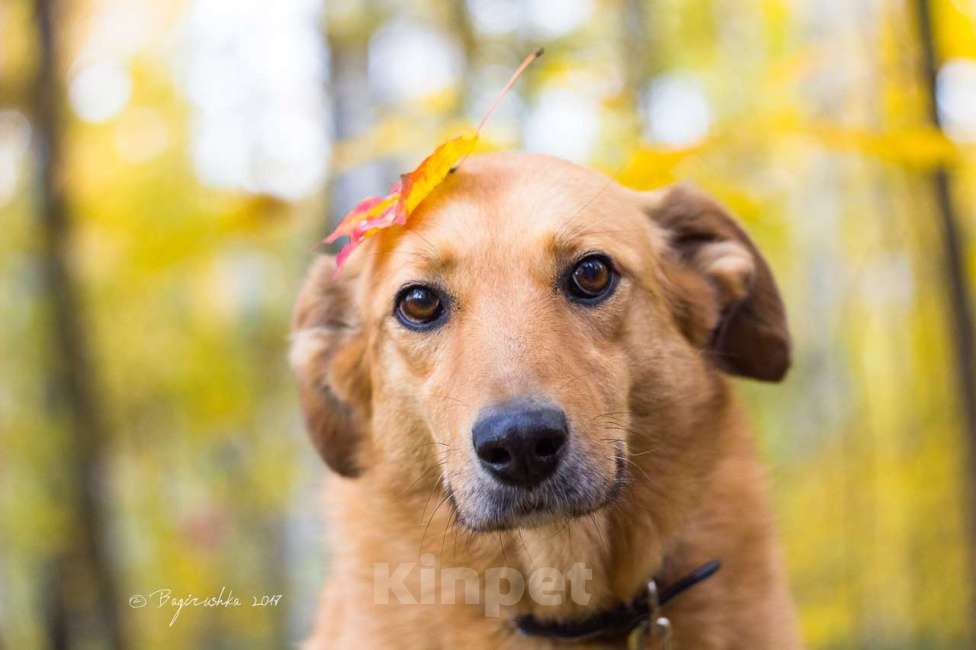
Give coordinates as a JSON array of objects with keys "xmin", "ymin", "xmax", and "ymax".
[
  {"xmin": 395, "ymin": 285, "xmax": 446, "ymax": 329},
  {"xmin": 567, "ymin": 254, "xmax": 616, "ymax": 302}
]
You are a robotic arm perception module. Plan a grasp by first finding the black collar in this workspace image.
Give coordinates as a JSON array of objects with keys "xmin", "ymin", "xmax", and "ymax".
[{"xmin": 514, "ymin": 560, "xmax": 720, "ymax": 643}]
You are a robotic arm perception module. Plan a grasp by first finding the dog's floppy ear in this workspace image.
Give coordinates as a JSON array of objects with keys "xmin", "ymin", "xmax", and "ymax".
[
  {"xmin": 290, "ymin": 255, "xmax": 371, "ymax": 476},
  {"xmin": 644, "ymin": 183, "xmax": 791, "ymax": 382}
]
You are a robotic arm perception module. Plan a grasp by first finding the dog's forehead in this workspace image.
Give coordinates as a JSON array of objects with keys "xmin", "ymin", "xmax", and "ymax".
[{"xmin": 372, "ymin": 152, "xmax": 649, "ymax": 281}]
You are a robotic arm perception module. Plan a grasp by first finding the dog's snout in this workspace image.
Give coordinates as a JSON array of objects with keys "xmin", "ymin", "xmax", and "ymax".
[{"xmin": 472, "ymin": 404, "xmax": 568, "ymax": 488}]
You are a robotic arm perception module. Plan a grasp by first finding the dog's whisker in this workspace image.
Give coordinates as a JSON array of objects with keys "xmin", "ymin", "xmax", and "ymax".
[
  {"xmin": 592, "ymin": 409, "xmax": 631, "ymax": 418},
  {"xmin": 419, "ymin": 491, "xmax": 454, "ymax": 555},
  {"xmin": 559, "ymin": 176, "xmax": 614, "ymax": 233},
  {"xmin": 422, "ymin": 440, "xmax": 451, "ymax": 447},
  {"xmin": 513, "ymin": 528, "xmax": 530, "ymax": 558},
  {"xmin": 619, "ymin": 456, "xmax": 653, "ymax": 485},
  {"xmin": 586, "ymin": 512, "xmax": 609, "ymax": 551},
  {"xmin": 404, "ymin": 465, "xmax": 442, "ymax": 493},
  {"xmin": 440, "ymin": 501, "xmax": 461, "ymax": 558},
  {"xmin": 627, "ymin": 447, "xmax": 657, "ymax": 458},
  {"xmin": 417, "ymin": 475, "xmax": 446, "ymax": 535},
  {"xmin": 402, "ymin": 227, "xmax": 439, "ymax": 257},
  {"xmin": 493, "ymin": 532, "xmax": 508, "ymax": 566}
]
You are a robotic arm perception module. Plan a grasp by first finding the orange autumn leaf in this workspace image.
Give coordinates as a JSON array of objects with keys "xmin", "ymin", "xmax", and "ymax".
[
  {"xmin": 395, "ymin": 132, "xmax": 478, "ymax": 222},
  {"xmin": 325, "ymin": 49, "xmax": 543, "ymax": 272},
  {"xmin": 324, "ymin": 192, "xmax": 399, "ymax": 244}
]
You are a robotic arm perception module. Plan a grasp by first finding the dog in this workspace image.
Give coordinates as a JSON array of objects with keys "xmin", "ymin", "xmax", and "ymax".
[{"xmin": 290, "ymin": 152, "xmax": 802, "ymax": 648}]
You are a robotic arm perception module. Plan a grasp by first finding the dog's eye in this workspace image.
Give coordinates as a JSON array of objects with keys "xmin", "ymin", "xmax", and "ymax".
[
  {"xmin": 395, "ymin": 285, "xmax": 446, "ymax": 329},
  {"xmin": 566, "ymin": 254, "xmax": 616, "ymax": 303}
]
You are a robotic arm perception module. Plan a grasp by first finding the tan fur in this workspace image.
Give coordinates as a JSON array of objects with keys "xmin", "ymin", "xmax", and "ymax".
[{"xmin": 292, "ymin": 153, "xmax": 801, "ymax": 649}]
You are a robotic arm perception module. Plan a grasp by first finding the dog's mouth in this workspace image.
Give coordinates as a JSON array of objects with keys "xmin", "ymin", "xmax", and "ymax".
[{"xmin": 446, "ymin": 445, "xmax": 626, "ymax": 532}]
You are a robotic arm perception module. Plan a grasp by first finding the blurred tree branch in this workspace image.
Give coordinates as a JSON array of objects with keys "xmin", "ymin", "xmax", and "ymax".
[
  {"xmin": 914, "ymin": 0, "xmax": 976, "ymax": 632},
  {"xmin": 445, "ymin": 0, "xmax": 476, "ymax": 118},
  {"xmin": 31, "ymin": 0, "xmax": 126, "ymax": 648},
  {"xmin": 621, "ymin": 0, "xmax": 651, "ymax": 117},
  {"xmin": 0, "ymin": 81, "xmax": 28, "ymax": 113}
]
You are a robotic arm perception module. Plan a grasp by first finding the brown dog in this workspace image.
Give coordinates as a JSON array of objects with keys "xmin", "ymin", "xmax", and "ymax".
[{"xmin": 290, "ymin": 152, "xmax": 802, "ymax": 648}]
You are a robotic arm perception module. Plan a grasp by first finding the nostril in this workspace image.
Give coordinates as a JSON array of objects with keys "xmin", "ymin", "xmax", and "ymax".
[
  {"xmin": 482, "ymin": 445, "xmax": 511, "ymax": 466},
  {"xmin": 534, "ymin": 434, "xmax": 564, "ymax": 458}
]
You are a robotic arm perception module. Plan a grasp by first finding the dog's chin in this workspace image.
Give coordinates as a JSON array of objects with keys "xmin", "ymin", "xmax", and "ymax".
[{"xmin": 447, "ymin": 457, "xmax": 625, "ymax": 533}]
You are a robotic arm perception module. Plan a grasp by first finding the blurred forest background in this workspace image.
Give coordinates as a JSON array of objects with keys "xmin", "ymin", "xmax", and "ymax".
[{"xmin": 1, "ymin": 0, "xmax": 976, "ymax": 648}]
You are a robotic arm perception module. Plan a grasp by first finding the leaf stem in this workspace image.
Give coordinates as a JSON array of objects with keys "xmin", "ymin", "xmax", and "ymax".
[{"xmin": 475, "ymin": 48, "xmax": 544, "ymax": 134}]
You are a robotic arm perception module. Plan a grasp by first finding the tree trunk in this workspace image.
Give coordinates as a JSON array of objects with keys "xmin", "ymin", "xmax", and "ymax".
[
  {"xmin": 31, "ymin": 0, "xmax": 126, "ymax": 648},
  {"xmin": 913, "ymin": 0, "xmax": 976, "ymax": 636},
  {"xmin": 325, "ymin": 17, "xmax": 395, "ymax": 227}
]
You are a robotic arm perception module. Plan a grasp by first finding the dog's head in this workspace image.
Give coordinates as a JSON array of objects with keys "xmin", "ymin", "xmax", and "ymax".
[{"xmin": 291, "ymin": 153, "xmax": 788, "ymax": 531}]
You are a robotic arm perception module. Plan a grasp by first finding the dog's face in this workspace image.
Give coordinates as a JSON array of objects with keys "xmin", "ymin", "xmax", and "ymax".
[{"xmin": 291, "ymin": 153, "xmax": 788, "ymax": 531}]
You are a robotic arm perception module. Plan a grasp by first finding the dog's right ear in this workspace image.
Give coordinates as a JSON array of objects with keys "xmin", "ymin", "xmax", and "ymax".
[
  {"xmin": 290, "ymin": 255, "xmax": 371, "ymax": 477},
  {"xmin": 642, "ymin": 183, "xmax": 791, "ymax": 382}
]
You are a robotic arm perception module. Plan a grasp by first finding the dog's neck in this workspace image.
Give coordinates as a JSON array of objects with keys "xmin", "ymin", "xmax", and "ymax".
[{"xmin": 504, "ymin": 481, "xmax": 673, "ymax": 621}]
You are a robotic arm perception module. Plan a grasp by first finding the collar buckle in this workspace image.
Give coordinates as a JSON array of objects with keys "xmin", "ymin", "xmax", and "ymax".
[{"xmin": 626, "ymin": 580, "xmax": 672, "ymax": 650}]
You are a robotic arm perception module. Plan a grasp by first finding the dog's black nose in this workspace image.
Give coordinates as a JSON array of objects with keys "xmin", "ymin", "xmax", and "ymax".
[{"xmin": 472, "ymin": 403, "xmax": 568, "ymax": 488}]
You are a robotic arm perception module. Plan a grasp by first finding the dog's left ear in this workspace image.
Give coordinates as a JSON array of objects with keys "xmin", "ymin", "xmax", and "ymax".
[
  {"xmin": 643, "ymin": 183, "xmax": 791, "ymax": 382},
  {"xmin": 289, "ymin": 255, "xmax": 372, "ymax": 477}
]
